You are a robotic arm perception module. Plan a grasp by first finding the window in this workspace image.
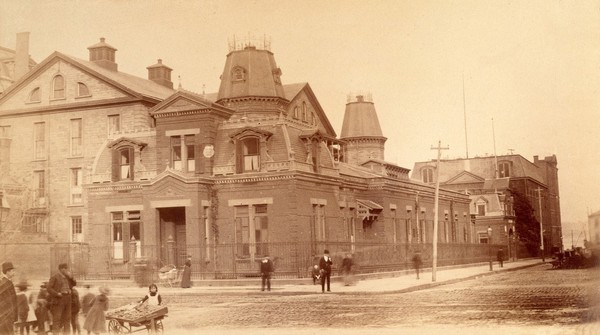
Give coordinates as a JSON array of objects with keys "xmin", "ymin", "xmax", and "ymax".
[
  {"xmin": 22, "ymin": 215, "xmax": 47, "ymax": 233},
  {"xmin": 111, "ymin": 211, "xmax": 141, "ymax": 260},
  {"xmin": 422, "ymin": 167, "xmax": 434, "ymax": 183},
  {"xmin": 33, "ymin": 170, "xmax": 45, "ymax": 206},
  {"xmin": 235, "ymin": 205, "xmax": 269, "ymax": 257},
  {"xmin": 310, "ymin": 139, "xmax": 320, "ymax": 173},
  {"xmin": 108, "ymin": 115, "xmax": 120, "ymax": 134},
  {"xmin": 477, "ymin": 204, "xmax": 486, "ymax": 216},
  {"xmin": 478, "ymin": 232, "xmax": 489, "ymax": 244},
  {"xmin": 29, "ymin": 88, "xmax": 41, "ymax": 102},
  {"xmin": 451, "ymin": 217, "xmax": 458, "ymax": 243},
  {"xmin": 405, "ymin": 218, "xmax": 412, "ymax": 243},
  {"xmin": 232, "ymin": 66, "xmax": 245, "ymax": 81},
  {"xmin": 70, "ymin": 168, "xmax": 83, "ymax": 205},
  {"xmin": 77, "ymin": 82, "xmax": 90, "ymax": 97},
  {"xmin": 70, "ymin": 118, "xmax": 82, "ymax": 156},
  {"xmin": 419, "ymin": 219, "xmax": 426, "ymax": 243},
  {"xmin": 498, "ymin": 162, "xmax": 510, "ymax": 178},
  {"xmin": 302, "ymin": 102, "xmax": 307, "ymax": 122},
  {"xmin": 237, "ymin": 138, "xmax": 259, "ymax": 172},
  {"xmin": 120, "ymin": 149, "xmax": 132, "ymax": 180},
  {"xmin": 170, "ymin": 135, "xmax": 195, "ymax": 172},
  {"xmin": 71, "ymin": 216, "xmax": 83, "ymax": 242},
  {"xmin": 34, "ymin": 122, "xmax": 45, "ymax": 159},
  {"xmin": 293, "ymin": 106, "xmax": 299, "ymax": 119},
  {"xmin": 112, "ymin": 147, "xmax": 134, "ymax": 181},
  {"xmin": 52, "ymin": 75, "xmax": 65, "ymax": 99}
]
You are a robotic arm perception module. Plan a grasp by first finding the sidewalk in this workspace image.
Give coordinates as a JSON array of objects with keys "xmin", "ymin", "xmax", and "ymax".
[{"xmin": 105, "ymin": 258, "xmax": 543, "ymax": 297}]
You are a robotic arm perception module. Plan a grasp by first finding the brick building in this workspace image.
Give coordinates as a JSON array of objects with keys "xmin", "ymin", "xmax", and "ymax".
[
  {"xmin": 412, "ymin": 154, "xmax": 562, "ymax": 258},
  {"xmin": 0, "ymin": 37, "xmax": 477, "ymax": 279}
]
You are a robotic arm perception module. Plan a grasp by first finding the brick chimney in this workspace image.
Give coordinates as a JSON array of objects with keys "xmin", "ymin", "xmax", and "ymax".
[
  {"xmin": 87, "ymin": 37, "xmax": 118, "ymax": 71},
  {"xmin": 146, "ymin": 59, "xmax": 173, "ymax": 89},
  {"xmin": 14, "ymin": 32, "xmax": 31, "ymax": 79}
]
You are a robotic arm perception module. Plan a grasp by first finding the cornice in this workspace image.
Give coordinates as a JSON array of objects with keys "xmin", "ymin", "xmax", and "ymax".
[{"xmin": 0, "ymin": 97, "xmax": 147, "ymax": 117}]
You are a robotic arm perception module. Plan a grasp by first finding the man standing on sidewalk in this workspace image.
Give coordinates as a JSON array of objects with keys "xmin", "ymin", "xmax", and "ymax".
[
  {"xmin": 319, "ymin": 249, "xmax": 333, "ymax": 293},
  {"xmin": 47, "ymin": 263, "xmax": 74, "ymax": 334},
  {"xmin": 0, "ymin": 261, "xmax": 17, "ymax": 335},
  {"xmin": 260, "ymin": 256, "xmax": 274, "ymax": 292},
  {"xmin": 497, "ymin": 248, "xmax": 505, "ymax": 268},
  {"xmin": 412, "ymin": 252, "xmax": 423, "ymax": 279}
]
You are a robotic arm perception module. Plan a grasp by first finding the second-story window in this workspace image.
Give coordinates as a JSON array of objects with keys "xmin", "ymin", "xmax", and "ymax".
[
  {"xmin": 33, "ymin": 122, "xmax": 45, "ymax": 160},
  {"xmin": 112, "ymin": 147, "xmax": 134, "ymax": 181},
  {"xmin": 70, "ymin": 168, "xmax": 83, "ymax": 205},
  {"xmin": 170, "ymin": 135, "xmax": 195, "ymax": 172},
  {"xmin": 237, "ymin": 137, "xmax": 260, "ymax": 173},
  {"xmin": 52, "ymin": 75, "xmax": 65, "ymax": 99},
  {"xmin": 70, "ymin": 118, "xmax": 82, "ymax": 156},
  {"xmin": 33, "ymin": 170, "xmax": 45, "ymax": 206}
]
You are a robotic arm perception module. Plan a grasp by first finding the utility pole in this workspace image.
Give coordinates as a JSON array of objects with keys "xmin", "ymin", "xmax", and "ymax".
[
  {"xmin": 431, "ymin": 140, "xmax": 449, "ymax": 282},
  {"xmin": 535, "ymin": 187, "xmax": 545, "ymax": 262}
]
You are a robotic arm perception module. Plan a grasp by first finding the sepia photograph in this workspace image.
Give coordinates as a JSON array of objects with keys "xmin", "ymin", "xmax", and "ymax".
[{"xmin": 0, "ymin": 1, "xmax": 599, "ymax": 334}]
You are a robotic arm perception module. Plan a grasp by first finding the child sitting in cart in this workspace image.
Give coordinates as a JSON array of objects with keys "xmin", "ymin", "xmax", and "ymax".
[{"xmin": 138, "ymin": 283, "xmax": 162, "ymax": 306}]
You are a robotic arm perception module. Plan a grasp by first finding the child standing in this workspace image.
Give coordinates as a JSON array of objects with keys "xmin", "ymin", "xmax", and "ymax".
[
  {"xmin": 80, "ymin": 285, "xmax": 95, "ymax": 317},
  {"xmin": 83, "ymin": 286, "xmax": 110, "ymax": 335},
  {"xmin": 138, "ymin": 284, "xmax": 162, "ymax": 306},
  {"xmin": 15, "ymin": 280, "xmax": 31, "ymax": 335},
  {"xmin": 71, "ymin": 286, "xmax": 81, "ymax": 335}
]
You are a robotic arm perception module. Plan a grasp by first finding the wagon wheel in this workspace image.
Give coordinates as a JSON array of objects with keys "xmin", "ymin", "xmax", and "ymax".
[
  {"xmin": 108, "ymin": 319, "xmax": 131, "ymax": 334},
  {"xmin": 145, "ymin": 319, "xmax": 164, "ymax": 334}
]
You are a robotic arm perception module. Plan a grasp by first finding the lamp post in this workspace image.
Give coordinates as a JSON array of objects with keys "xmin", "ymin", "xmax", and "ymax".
[{"xmin": 488, "ymin": 226, "xmax": 493, "ymax": 271}]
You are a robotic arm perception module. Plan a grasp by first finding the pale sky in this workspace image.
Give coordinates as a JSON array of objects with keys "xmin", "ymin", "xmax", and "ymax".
[{"xmin": 1, "ymin": 0, "xmax": 598, "ymax": 242}]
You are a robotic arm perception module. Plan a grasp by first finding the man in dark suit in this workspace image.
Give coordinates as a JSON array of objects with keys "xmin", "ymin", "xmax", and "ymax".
[
  {"xmin": 260, "ymin": 256, "xmax": 274, "ymax": 291},
  {"xmin": 0, "ymin": 261, "xmax": 17, "ymax": 335},
  {"xmin": 319, "ymin": 249, "xmax": 333, "ymax": 293},
  {"xmin": 497, "ymin": 248, "xmax": 505, "ymax": 268},
  {"xmin": 47, "ymin": 263, "xmax": 76, "ymax": 334}
]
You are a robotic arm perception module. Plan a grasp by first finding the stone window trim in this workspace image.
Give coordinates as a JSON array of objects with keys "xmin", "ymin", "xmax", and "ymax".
[
  {"xmin": 107, "ymin": 137, "xmax": 147, "ymax": 182},
  {"xmin": 230, "ymin": 127, "xmax": 274, "ymax": 174}
]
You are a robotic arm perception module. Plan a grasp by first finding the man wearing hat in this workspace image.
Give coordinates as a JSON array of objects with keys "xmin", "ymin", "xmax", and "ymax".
[
  {"xmin": 47, "ymin": 263, "xmax": 75, "ymax": 334},
  {"xmin": 318, "ymin": 250, "xmax": 333, "ymax": 293},
  {"xmin": 0, "ymin": 261, "xmax": 17, "ymax": 335}
]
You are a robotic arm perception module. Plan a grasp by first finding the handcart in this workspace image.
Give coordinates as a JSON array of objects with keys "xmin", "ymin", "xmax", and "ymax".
[{"xmin": 106, "ymin": 303, "xmax": 168, "ymax": 334}]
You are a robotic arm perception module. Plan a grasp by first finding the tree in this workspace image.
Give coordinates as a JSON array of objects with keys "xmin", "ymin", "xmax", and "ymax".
[{"xmin": 512, "ymin": 190, "xmax": 540, "ymax": 257}]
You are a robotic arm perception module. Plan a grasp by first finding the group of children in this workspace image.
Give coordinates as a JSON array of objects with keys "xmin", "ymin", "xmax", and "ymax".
[{"xmin": 15, "ymin": 281, "xmax": 162, "ymax": 335}]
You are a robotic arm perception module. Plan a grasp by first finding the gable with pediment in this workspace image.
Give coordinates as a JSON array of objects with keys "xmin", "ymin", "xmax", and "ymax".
[
  {"xmin": 286, "ymin": 86, "xmax": 336, "ymax": 137},
  {"xmin": 0, "ymin": 58, "xmax": 131, "ymax": 111},
  {"xmin": 445, "ymin": 171, "xmax": 485, "ymax": 185},
  {"xmin": 152, "ymin": 96, "xmax": 213, "ymax": 115}
]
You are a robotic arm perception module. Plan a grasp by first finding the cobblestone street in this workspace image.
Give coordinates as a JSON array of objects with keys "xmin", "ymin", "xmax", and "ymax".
[{"xmin": 111, "ymin": 264, "xmax": 600, "ymax": 334}]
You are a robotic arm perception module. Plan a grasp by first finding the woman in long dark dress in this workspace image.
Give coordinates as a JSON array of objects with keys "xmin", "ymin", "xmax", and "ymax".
[
  {"xmin": 180, "ymin": 256, "xmax": 192, "ymax": 288},
  {"xmin": 83, "ymin": 286, "xmax": 110, "ymax": 334}
]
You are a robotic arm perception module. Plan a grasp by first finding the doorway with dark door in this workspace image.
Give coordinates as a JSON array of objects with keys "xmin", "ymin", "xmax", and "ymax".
[{"xmin": 158, "ymin": 207, "xmax": 187, "ymax": 267}]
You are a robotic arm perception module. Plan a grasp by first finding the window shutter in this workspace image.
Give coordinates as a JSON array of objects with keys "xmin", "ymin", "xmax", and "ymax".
[
  {"xmin": 235, "ymin": 140, "xmax": 243, "ymax": 173},
  {"xmin": 111, "ymin": 149, "xmax": 120, "ymax": 181},
  {"xmin": 129, "ymin": 147, "xmax": 135, "ymax": 180}
]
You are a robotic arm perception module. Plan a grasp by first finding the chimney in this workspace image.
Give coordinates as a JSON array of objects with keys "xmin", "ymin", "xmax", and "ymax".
[
  {"xmin": 14, "ymin": 32, "xmax": 30, "ymax": 79},
  {"xmin": 146, "ymin": 59, "xmax": 173, "ymax": 89},
  {"xmin": 87, "ymin": 37, "xmax": 118, "ymax": 71}
]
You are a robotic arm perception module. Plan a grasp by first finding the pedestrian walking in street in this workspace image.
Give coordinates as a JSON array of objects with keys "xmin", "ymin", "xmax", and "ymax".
[
  {"xmin": 83, "ymin": 286, "xmax": 110, "ymax": 335},
  {"xmin": 342, "ymin": 253, "xmax": 355, "ymax": 286},
  {"xmin": 80, "ymin": 285, "xmax": 95, "ymax": 318},
  {"xmin": 412, "ymin": 251, "xmax": 423, "ymax": 279},
  {"xmin": 260, "ymin": 256, "xmax": 274, "ymax": 291},
  {"xmin": 138, "ymin": 284, "xmax": 162, "ymax": 306},
  {"xmin": 497, "ymin": 248, "xmax": 505, "ymax": 268},
  {"xmin": 0, "ymin": 261, "xmax": 18, "ymax": 335},
  {"xmin": 71, "ymin": 287, "xmax": 81, "ymax": 335},
  {"xmin": 181, "ymin": 255, "xmax": 192, "ymax": 288},
  {"xmin": 319, "ymin": 249, "xmax": 333, "ymax": 293},
  {"xmin": 47, "ymin": 263, "xmax": 74, "ymax": 334}
]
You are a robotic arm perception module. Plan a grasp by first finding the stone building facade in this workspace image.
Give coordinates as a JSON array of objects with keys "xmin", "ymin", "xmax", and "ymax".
[{"xmin": 0, "ymin": 37, "xmax": 475, "ymax": 279}]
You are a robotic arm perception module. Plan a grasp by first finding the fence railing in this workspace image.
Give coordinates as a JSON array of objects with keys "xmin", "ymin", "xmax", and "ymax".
[{"xmin": 0, "ymin": 241, "xmax": 511, "ymax": 281}]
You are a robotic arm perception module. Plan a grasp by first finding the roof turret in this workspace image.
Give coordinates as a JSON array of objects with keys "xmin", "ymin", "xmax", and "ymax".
[{"xmin": 340, "ymin": 94, "xmax": 384, "ymax": 139}]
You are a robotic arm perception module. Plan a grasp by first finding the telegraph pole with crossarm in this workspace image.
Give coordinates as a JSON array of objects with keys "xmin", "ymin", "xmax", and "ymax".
[{"xmin": 431, "ymin": 140, "xmax": 449, "ymax": 282}]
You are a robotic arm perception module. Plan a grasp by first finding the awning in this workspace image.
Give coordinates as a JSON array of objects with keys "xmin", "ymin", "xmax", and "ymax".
[{"xmin": 356, "ymin": 199, "xmax": 383, "ymax": 220}]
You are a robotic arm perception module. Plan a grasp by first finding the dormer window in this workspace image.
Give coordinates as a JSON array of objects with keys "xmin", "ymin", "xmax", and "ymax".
[
  {"xmin": 232, "ymin": 66, "xmax": 246, "ymax": 81},
  {"xmin": 231, "ymin": 127, "xmax": 273, "ymax": 174},
  {"xmin": 498, "ymin": 161, "xmax": 511, "ymax": 178},
  {"xmin": 239, "ymin": 137, "xmax": 260, "ymax": 172},
  {"xmin": 52, "ymin": 75, "xmax": 65, "ymax": 99},
  {"xmin": 28, "ymin": 87, "xmax": 41, "ymax": 102},
  {"xmin": 422, "ymin": 167, "xmax": 434, "ymax": 183},
  {"xmin": 108, "ymin": 138, "xmax": 147, "ymax": 182},
  {"xmin": 77, "ymin": 82, "xmax": 90, "ymax": 97}
]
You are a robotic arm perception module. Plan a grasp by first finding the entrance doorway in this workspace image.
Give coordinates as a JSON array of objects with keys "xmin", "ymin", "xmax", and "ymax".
[{"xmin": 158, "ymin": 207, "xmax": 186, "ymax": 267}]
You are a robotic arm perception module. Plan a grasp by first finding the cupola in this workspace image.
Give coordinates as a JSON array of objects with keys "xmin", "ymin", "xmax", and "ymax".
[
  {"xmin": 216, "ymin": 36, "xmax": 286, "ymax": 102},
  {"xmin": 146, "ymin": 59, "xmax": 173, "ymax": 89},
  {"xmin": 87, "ymin": 37, "xmax": 118, "ymax": 71}
]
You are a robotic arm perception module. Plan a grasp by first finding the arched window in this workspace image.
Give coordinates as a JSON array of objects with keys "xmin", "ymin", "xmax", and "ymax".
[
  {"xmin": 77, "ymin": 82, "xmax": 90, "ymax": 97},
  {"xmin": 422, "ymin": 167, "xmax": 434, "ymax": 183},
  {"xmin": 52, "ymin": 75, "xmax": 65, "ymax": 99},
  {"xmin": 302, "ymin": 102, "xmax": 307, "ymax": 122},
  {"xmin": 293, "ymin": 106, "xmax": 299, "ymax": 119},
  {"xmin": 111, "ymin": 147, "xmax": 134, "ymax": 181},
  {"xmin": 29, "ymin": 87, "xmax": 41, "ymax": 102},
  {"xmin": 232, "ymin": 66, "xmax": 246, "ymax": 81}
]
